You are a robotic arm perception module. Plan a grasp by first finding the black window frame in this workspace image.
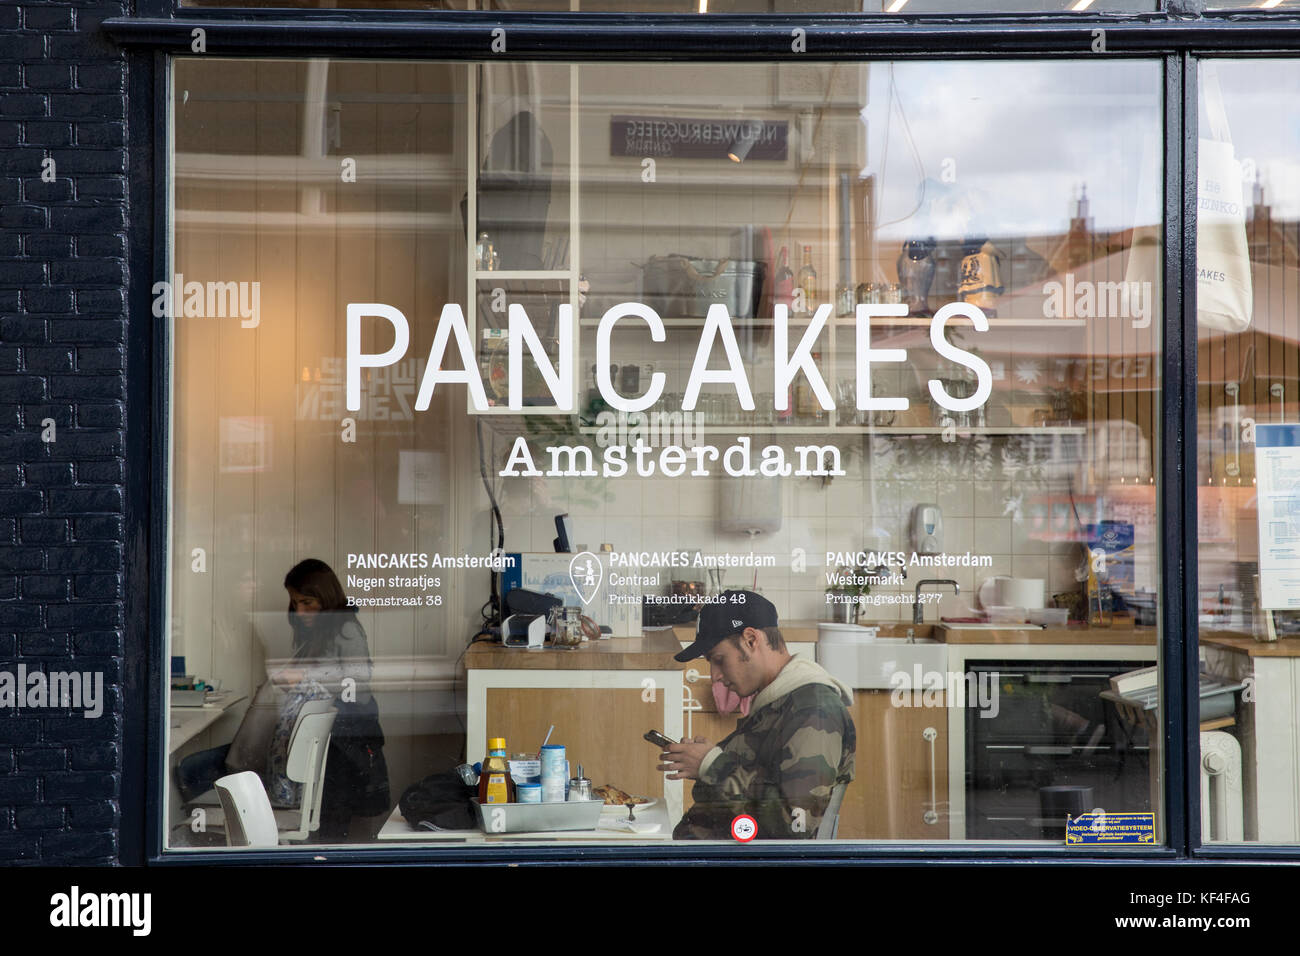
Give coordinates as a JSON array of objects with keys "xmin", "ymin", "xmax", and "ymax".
[{"xmin": 105, "ymin": 0, "xmax": 1300, "ymax": 866}]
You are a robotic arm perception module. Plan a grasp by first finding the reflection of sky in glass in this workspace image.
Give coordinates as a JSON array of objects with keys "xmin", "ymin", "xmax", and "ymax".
[
  {"xmin": 862, "ymin": 60, "xmax": 1162, "ymax": 241},
  {"xmin": 1213, "ymin": 61, "xmax": 1300, "ymax": 221}
]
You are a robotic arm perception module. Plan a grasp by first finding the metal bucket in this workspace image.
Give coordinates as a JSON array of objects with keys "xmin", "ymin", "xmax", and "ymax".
[{"xmin": 640, "ymin": 255, "xmax": 761, "ymax": 318}]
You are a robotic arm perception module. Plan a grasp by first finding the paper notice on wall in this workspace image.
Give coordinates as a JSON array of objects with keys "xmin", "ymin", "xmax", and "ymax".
[
  {"xmin": 398, "ymin": 450, "xmax": 443, "ymax": 505},
  {"xmin": 1254, "ymin": 424, "xmax": 1300, "ymax": 608},
  {"xmin": 219, "ymin": 416, "xmax": 270, "ymax": 473}
]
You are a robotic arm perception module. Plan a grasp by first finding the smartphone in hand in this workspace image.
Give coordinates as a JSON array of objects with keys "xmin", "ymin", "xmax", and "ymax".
[{"xmin": 644, "ymin": 729, "xmax": 676, "ymax": 748}]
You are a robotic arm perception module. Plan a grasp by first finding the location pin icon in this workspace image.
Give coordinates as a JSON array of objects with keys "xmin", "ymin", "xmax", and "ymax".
[{"xmin": 569, "ymin": 551, "xmax": 603, "ymax": 606}]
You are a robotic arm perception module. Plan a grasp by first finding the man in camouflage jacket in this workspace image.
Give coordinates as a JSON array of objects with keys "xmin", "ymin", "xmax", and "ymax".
[{"xmin": 660, "ymin": 590, "xmax": 856, "ymax": 840}]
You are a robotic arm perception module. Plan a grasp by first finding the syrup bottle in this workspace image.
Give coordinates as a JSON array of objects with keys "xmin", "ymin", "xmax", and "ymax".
[{"xmin": 477, "ymin": 736, "xmax": 517, "ymax": 804}]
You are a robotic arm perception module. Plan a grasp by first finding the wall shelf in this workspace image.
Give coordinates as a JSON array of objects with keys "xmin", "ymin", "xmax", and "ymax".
[{"xmin": 476, "ymin": 271, "xmax": 573, "ymax": 281}]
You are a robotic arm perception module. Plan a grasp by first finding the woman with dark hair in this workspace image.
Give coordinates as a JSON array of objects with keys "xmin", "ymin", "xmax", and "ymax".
[
  {"xmin": 270, "ymin": 559, "xmax": 390, "ymax": 839},
  {"xmin": 274, "ymin": 558, "xmax": 363, "ymax": 691},
  {"xmin": 176, "ymin": 559, "xmax": 390, "ymax": 842}
]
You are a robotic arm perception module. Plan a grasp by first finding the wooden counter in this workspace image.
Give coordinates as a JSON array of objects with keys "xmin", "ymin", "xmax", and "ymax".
[
  {"xmin": 938, "ymin": 624, "xmax": 1158, "ymax": 645},
  {"xmin": 671, "ymin": 619, "xmax": 1158, "ymax": 646},
  {"xmin": 1202, "ymin": 633, "xmax": 1300, "ymax": 658},
  {"xmin": 466, "ymin": 632, "xmax": 683, "ymax": 670},
  {"xmin": 670, "ymin": 619, "xmax": 824, "ymax": 644}
]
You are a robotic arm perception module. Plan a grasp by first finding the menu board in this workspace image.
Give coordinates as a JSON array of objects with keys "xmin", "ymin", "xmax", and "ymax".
[{"xmin": 1254, "ymin": 424, "xmax": 1300, "ymax": 608}]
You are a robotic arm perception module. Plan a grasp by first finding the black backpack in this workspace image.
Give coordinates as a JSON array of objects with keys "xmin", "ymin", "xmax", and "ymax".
[{"xmin": 399, "ymin": 771, "xmax": 478, "ymax": 831}]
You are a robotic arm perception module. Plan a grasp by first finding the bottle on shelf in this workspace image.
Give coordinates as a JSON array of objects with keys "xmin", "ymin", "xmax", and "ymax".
[
  {"xmin": 796, "ymin": 245, "xmax": 817, "ymax": 316},
  {"xmin": 477, "ymin": 736, "xmax": 517, "ymax": 804},
  {"xmin": 774, "ymin": 246, "xmax": 794, "ymax": 311},
  {"xmin": 795, "ymin": 351, "xmax": 826, "ymax": 423}
]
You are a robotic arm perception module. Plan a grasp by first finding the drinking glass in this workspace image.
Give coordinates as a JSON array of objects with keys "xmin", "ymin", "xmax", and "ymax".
[{"xmin": 836, "ymin": 380, "xmax": 859, "ymax": 427}]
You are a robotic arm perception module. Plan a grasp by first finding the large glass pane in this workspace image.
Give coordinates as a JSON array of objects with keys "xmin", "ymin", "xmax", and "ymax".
[
  {"xmin": 184, "ymin": 0, "xmax": 1156, "ymax": 13},
  {"xmin": 165, "ymin": 57, "xmax": 1163, "ymax": 850},
  {"xmin": 1195, "ymin": 59, "xmax": 1300, "ymax": 846}
]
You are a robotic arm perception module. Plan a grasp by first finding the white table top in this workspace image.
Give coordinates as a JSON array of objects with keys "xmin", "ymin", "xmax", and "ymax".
[
  {"xmin": 168, "ymin": 694, "xmax": 246, "ymax": 754},
  {"xmin": 377, "ymin": 803, "xmax": 673, "ymax": 842}
]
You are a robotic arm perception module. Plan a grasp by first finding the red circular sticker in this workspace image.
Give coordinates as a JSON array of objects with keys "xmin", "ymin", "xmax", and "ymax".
[{"xmin": 731, "ymin": 814, "xmax": 757, "ymax": 842}]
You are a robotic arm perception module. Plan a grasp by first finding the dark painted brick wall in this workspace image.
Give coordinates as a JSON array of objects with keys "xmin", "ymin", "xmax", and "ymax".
[{"xmin": 0, "ymin": 0, "xmax": 130, "ymax": 865}]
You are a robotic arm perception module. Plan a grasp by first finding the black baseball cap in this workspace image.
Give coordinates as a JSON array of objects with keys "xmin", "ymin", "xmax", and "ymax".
[{"xmin": 673, "ymin": 590, "xmax": 779, "ymax": 662}]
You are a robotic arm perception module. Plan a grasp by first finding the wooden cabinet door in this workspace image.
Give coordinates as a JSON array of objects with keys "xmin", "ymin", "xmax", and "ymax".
[
  {"xmin": 484, "ymin": 687, "xmax": 669, "ymax": 800},
  {"xmin": 837, "ymin": 690, "xmax": 949, "ymax": 840}
]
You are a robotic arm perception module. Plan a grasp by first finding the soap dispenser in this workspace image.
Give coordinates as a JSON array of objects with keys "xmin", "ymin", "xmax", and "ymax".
[{"xmin": 911, "ymin": 504, "xmax": 943, "ymax": 555}]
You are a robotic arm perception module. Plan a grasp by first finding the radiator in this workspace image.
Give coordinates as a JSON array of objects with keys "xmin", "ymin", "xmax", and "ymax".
[{"xmin": 1200, "ymin": 731, "xmax": 1244, "ymax": 842}]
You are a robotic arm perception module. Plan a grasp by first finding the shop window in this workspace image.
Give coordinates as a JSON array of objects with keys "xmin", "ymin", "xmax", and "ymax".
[
  {"xmin": 1194, "ymin": 58, "xmax": 1300, "ymax": 846},
  {"xmin": 164, "ymin": 57, "xmax": 1164, "ymax": 851},
  {"xmin": 181, "ymin": 0, "xmax": 1156, "ymax": 14}
]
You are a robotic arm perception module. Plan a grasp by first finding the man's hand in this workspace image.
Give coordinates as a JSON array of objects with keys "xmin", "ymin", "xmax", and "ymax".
[{"xmin": 656, "ymin": 737, "xmax": 714, "ymax": 780}]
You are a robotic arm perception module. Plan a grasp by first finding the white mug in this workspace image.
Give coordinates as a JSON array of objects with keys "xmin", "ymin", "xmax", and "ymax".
[{"xmin": 978, "ymin": 576, "xmax": 1045, "ymax": 610}]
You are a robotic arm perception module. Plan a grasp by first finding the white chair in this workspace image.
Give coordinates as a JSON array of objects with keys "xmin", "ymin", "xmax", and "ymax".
[
  {"xmin": 189, "ymin": 700, "xmax": 337, "ymax": 844},
  {"xmin": 274, "ymin": 700, "xmax": 337, "ymax": 841},
  {"xmin": 816, "ymin": 781, "xmax": 849, "ymax": 840},
  {"xmin": 215, "ymin": 771, "xmax": 279, "ymax": 848}
]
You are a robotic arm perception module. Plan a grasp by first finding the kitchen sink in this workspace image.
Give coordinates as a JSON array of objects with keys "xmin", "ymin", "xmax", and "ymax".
[{"xmin": 817, "ymin": 627, "xmax": 948, "ymax": 690}]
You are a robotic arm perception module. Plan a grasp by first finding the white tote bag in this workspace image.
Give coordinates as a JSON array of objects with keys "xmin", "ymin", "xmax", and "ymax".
[{"xmin": 1197, "ymin": 63, "xmax": 1253, "ymax": 334}]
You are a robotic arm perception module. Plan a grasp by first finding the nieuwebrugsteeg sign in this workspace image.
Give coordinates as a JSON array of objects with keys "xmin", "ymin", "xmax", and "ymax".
[{"xmin": 610, "ymin": 115, "xmax": 788, "ymax": 160}]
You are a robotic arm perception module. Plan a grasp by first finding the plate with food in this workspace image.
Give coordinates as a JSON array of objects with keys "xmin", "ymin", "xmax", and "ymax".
[{"xmin": 594, "ymin": 784, "xmax": 656, "ymax": 812}]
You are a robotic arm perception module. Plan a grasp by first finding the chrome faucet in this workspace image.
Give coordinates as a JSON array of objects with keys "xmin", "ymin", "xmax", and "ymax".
[
  {"xmin": 913, "ymin": 578, "xmax": 960, "ymax": 625},
  {"xmin": 865, "ymin": 563, "xmax": 905, "ymax": 580}
]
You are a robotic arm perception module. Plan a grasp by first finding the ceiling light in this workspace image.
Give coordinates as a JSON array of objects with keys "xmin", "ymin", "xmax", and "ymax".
[
  {"xmin": 727, "ymin": 118, "xmax": 765, "ymax": 163},
  {"xmin": 886, "ymin": 0, "xmax": 908, "ymax": 10},
  {"xmin": 1071, "ymin": 0, "xmax": 1095, "ymax": 9},
  {"xmin": 1259, "ymin": 0, "xmax": 1283, "ymax": 8}
]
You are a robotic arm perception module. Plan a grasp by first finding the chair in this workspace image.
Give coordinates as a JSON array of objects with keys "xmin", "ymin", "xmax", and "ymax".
[
  {"xmin": 274, "ymin": 700, "xmax": 337, "ymax": 841},
  {"xmin": 816, "ymin": 781, "xmax": 848, "ymax": 840},
  {"xmin": 215, "ymin": 771, "xmax": 279, "ymax": 847},
  {"xmin": 188, "ymin": 699, "xmax": 337, "ymax": 844}
]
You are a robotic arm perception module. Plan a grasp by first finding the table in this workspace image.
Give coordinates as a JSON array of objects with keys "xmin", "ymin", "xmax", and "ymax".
[
  {"xmin": 376, "ymin": 803, "xmax": 673, "ymax": 842},
  {"xmin": 464, "ymin": 633, "xmax": 687, "ymax": 826},
  {"xmin": 168, "ymin": 693, "xmax": 247, "ymax": 754}
]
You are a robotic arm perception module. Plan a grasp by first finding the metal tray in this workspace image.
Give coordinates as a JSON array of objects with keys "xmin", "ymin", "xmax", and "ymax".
[{"xmin": 472, "ymin": 798, "xmax": 604, "ymax": 834}]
